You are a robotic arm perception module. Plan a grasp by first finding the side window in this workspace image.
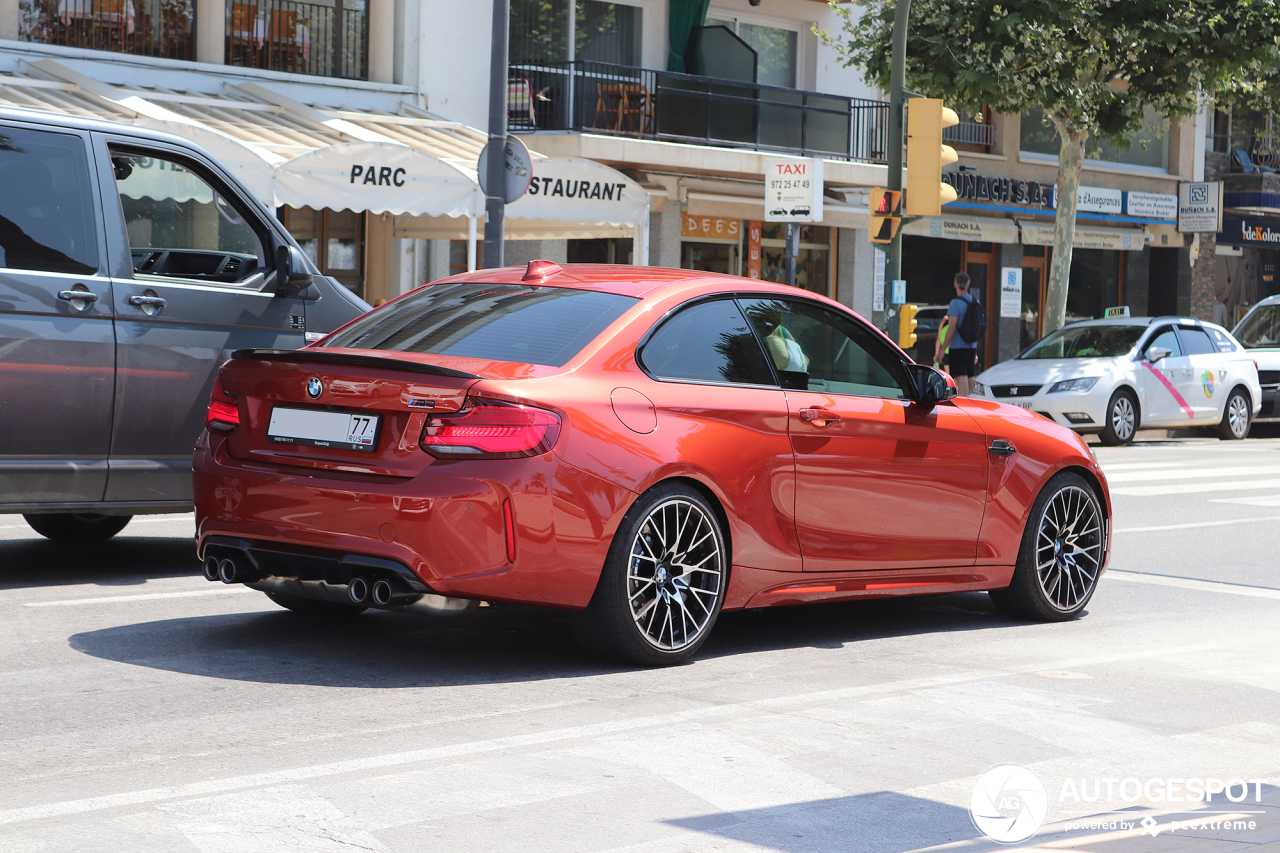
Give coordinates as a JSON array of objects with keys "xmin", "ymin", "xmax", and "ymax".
[
  {"xmin": 1208, "ymin": 327, "xmax": 1238, "ymax": 353},
  {"xmin": 0, "ymin": 125, "xmax": 99, "ymax": 275},
  {"xmin": 1178, "ymin": 326, "xmax": 1218, "ymax": 356},
  {"xmin": 640, "ymin": 299, "xmax": 776, "ymax": 385},
  {"xmin": 1144, "ymin": 326, "xmax": 1182, "ymax": 358},
  {"xmin": 739, "ymin": 297, "xmax": 911, "ymax": 398},
  {"xmin": 109, "ymin": 149, "xmax": 265, "ymax": 284}
]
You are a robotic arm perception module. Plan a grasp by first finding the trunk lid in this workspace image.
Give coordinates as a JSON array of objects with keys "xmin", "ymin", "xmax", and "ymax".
[{"xmin": 220, "ymin": 349, "xmax": 479, "ymax": 478}]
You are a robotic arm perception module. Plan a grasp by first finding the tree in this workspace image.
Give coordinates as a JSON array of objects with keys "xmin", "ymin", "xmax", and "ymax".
[{"xmin": 822, "ymin": 0, "xmax": 1280, "ymax": 333}]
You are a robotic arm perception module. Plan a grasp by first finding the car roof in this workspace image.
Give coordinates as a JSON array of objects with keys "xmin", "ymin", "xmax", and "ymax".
[
  {"xmin": 1058, "ymin": 316, "xmax": 1228, "ymax": 331},
  {"xmin": 0, "ymin": 105, "xmax": 213, "ymax": 156},
  {"xmin": 441, "ymin": 263, "xmax": 840, "ymax": 302}
]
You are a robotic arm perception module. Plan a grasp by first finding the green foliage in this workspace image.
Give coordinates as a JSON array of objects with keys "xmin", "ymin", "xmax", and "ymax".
[{"xmin": 821, "ymin": 0, "xmax": 1280, "ymax": 145}]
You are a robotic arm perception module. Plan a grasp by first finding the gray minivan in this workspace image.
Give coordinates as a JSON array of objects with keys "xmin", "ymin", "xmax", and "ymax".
[{"xmin": 1, "ymin": 107, "xmax": 368, "ymax": 541}]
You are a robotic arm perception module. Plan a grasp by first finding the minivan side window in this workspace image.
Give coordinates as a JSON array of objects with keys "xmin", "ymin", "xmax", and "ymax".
[
  {"xmin": 0, "ymin": 126, "xmax": 99, "ymax": 275},
  {"xmin": 109, "ymin": 149, "xmax": 265, "ymax": 284}
]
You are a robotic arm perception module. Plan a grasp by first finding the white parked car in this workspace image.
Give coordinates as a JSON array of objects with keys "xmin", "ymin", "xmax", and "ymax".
[
  {"xmin": 972, "ymin": 317, "xmax": 1260, "ymax": 445},
  {"xmin": 1231, "ymin": 295, "xmax": 1280, "ymax": 422}
]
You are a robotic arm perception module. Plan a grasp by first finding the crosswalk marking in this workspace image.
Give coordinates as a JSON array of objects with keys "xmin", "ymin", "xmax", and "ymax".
[
  {"xmin": 1110, "ymin": 477, "xmax": 1280, "ymax": 496},
  {"xmin": 1209, "ymin": 494, "xmax": 1280, "ymax": 507},
  {"xmin": 1115, "ymin": 515, "xmax": 1280, "ymax": 533},
  {"xmin": 1106, "ymin": 569, "xmax": 1280, "ymax": 600},
  {"xmin": 1104, "ymin": 464, "xmax": 1280, "ymax": 483}
]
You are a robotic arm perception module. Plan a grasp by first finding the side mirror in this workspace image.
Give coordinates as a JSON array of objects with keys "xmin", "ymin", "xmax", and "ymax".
[
  {"xmin": 906, "ymin": 363, "xmax": 957, "ymax": 405},
  {"xmin": 274, "ymin": 244, "xmax": 314, "ymax": 297},
  {"xmin": 1146, "ymin": 346, "xmax": 1172, "ymax": 363}
]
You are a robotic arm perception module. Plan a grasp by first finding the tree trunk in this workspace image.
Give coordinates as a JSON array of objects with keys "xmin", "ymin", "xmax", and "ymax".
[{"xmin": 1044, "ymin": 123, "xmax": 1087, "ymax": 335}]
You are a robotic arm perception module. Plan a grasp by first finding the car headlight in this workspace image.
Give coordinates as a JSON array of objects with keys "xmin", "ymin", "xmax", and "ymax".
[
  {"xmin": 973, "ymin": 382, "xmax": 986, "ymax": 396},
  {"xmin": 1047, "ymin": 377, "xmax": 1100, "ymax": 393}
]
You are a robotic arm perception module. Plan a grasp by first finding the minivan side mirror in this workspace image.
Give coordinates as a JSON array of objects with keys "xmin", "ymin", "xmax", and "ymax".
[
  {"xmin": 906, "ymin": 362, "xmax": 957, "ymax": 405},
  {"xmin": 274, "ymin": 244, "xmax": 315, "ymax": 297},
  {"xmin": 1146, "ymin": 346, "xmax": 1172, "ymax": 363}
]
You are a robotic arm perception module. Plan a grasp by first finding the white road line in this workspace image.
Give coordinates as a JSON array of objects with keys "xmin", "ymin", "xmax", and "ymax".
[
  {"xmin": 1095, "ymin": 462, "xmax": 1190, "ymax": 472},
  {"xmin": 1114, "ymin": 515, "xmax": 1280, "ymax": 533},
  {"xmin": 0, "ymin": 642, "xmax": 1247, "ymax": 828},
  {"xmin": 1209, "ymin": 494, "xmax": 1280, "ymax": 507},
  {"xmin": 1107, "ymin": 570, "xmax": 1280, "ymax": 600},
  {"xmin": 1111, "ymin": 478, "xmax": 1280, "ymax": 496},
  {"xmin": 1103, "ymin": 464, "xmax": 1280, "ymax": 483},
  {"xmin": 23, "ymin": 588, "xmax": 255, "ymax": 607}
]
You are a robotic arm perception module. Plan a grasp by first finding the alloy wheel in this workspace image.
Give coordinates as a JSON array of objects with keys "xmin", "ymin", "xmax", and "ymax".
[
  {"xmin": 1035, "ymin": 485, "xmax": 1103, "ymax": 612},
  {"xmin": 1228, "ymin": 394, "xmax": 1250, "ymax": 438},
  {"xmin": 626, "ymin": 497, "xmax": 724, "ymax": 651},
  {"xmin": 1111, "ymin": 396, "xmax": 1135, "ymax": 441}
]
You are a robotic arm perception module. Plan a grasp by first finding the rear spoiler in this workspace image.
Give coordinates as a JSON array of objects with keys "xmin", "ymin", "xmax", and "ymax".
[{"xmin": 232, "ymin": 349, "xmax": 481, "ymax": 380}]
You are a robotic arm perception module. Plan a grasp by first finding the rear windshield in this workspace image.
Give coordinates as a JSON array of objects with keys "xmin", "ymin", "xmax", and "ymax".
[
  {"xmin": 1019, "ymin": 324, "xmax": 1146, "ymax": 359},
  {"xmin": 1233, "ymin": 304, "xmax": 1280, "ymax": 348},
  {"xmin": 323, "ymin": 282, "xmax": 637, "ymax": 367}
]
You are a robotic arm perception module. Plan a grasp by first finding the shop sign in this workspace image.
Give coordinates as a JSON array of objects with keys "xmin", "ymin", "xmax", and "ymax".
[
  {"xmin": 746, "ymin": 220, "xmax": 762, "ymax": 279},
  {"xmin": 1125, "ymin": 191, "xmax": 1178, "ymax": 220},
  {"xmin": 1020, "ymin": 223, "xmax": 1144, "ymax": 250},
  {"xmin": 1218, "ymin": 214, "xmax": 1280, "ymax": 246},
  {"xmin": 903, "ymin": 214, "xmax": 1020, "ymax": 244},
  {"xmin": 764, "ymin": 157, "xmax": 824, "ymax": 222},
  {"xmin": 683, "ymin": 215, "xmax": 742, "ymax": 240},
  {"xmin": 1000, "ymin": 267, "xmax": 1022, "ymax": 318},
  {"xmin": 941, "ymin": 171, "xmax": 1052, "ymax": 208},
  {"xmin": 1056, "ymin": 186, "xmax": 1123, "ymax": 214},
  {"xmin": 1179, "ymin": 182, "xmax": 1224, "ymax": 233}
]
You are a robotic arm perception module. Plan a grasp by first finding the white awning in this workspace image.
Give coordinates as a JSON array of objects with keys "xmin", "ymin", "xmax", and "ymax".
[
  {"xmin": 507, "ymin": 157, "xmax": 650, "ymax": 228},
  {"xmin": 273, "ymin": 141, "xmax": 483, "ymax": 218},
  {"xmin": 1020, "ymin": 222, "xmax": 1146, "ymax": 251},
  {"xmin": 902, "ymin": 213, "xmax": 1021, "ymax": 244}
]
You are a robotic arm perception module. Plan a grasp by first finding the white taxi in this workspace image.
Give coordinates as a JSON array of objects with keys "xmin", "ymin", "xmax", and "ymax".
[{"xmin": 972, "ymin": 317, "xmax": 1261, "ymax": 445}]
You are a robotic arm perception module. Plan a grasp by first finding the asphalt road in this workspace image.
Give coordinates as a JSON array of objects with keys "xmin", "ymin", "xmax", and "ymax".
[{"xmin": 2, "ymin": 430, "xmax": 1280, "ymax": 853}]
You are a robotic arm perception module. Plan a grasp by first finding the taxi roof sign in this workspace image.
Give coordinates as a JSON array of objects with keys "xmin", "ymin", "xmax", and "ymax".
[{"xmin": 1104, "ymin": 306, "xmax": 1131, "ymax": 317}]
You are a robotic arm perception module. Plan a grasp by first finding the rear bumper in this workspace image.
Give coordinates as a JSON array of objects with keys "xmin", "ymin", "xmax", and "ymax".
[{"xmin": 194, "ymin": 433, "xmax": 634, "ymax": 610}]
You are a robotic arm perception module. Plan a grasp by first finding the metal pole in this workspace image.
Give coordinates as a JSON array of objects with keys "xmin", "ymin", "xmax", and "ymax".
[
  {"xmin": 483, "ymin": 0, "xmax": 510, "ymax": 269},
  {"xmin": 784, "ymin": 222, "xmax": 797, "ymax": 287},
  {"xmin": 884, "ymin": 0, "xmax": 911, "ymax": 289}
]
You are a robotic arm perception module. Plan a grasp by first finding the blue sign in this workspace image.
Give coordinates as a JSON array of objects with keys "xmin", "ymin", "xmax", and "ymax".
[{"xmin": 891, "ymin": 280, "xmax": 906, "ymax": 305}]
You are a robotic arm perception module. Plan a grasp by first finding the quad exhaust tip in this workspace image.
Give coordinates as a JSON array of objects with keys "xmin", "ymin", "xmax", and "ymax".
[
  {"xmin": 348, "ymin": 576, "xmax": 371, "ymax": 605},
  {"xmin": 372, "ymin": 579, "xmax": 395, "ymax": 607},
  {"xmin": 203, "ymin": 556, "xmax": 220, "ymax": 582},
  {"xmin": 218, "ymin": 558, "xmax": 240, "ymax": 584}
]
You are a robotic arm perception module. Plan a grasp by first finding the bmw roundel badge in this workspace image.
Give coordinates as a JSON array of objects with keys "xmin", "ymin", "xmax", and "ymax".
[{"xmin": 306, "ymin": 377, "xmax": 323, "ymax": 399}]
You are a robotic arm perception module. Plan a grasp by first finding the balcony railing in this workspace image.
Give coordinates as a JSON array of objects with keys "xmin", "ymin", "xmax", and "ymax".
[
  {"xmin": 226, "ymin": 0, "xmax": 367, "ymax": 80},
  {"xmin": 944, "ymin": 120, "xmax": 996, "ymax": 151},
  {"xmin": 508, "ymin": 60, "xmax": 890, "ymax": 163},
  {"xmin": 19, "ymin": 0, "xmax": 194, "ymax": 60}
]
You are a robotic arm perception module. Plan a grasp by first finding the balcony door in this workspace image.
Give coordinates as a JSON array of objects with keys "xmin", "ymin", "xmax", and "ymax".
[{"xmin": 705, "ymin": 13, "xmax": 800, "ymax": 88}]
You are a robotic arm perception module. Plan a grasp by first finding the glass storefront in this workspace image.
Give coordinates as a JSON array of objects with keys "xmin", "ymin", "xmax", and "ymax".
[
  {"xmin": 281, "ymin": 206, "xmax": 364, "ymax": 298},
  {"xmin": 759, "ymin": 223, "xmax": 831, "ymax": 296}
]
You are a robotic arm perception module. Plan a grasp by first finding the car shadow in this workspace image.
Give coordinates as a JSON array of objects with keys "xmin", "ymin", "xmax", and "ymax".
[
  {"xmin": 0, "ymin": 536, "xmax": 200, "ymax": 588},
  {"xmin": 67, "ymin": 590, "xmax": 1046, "ymax": 689}
]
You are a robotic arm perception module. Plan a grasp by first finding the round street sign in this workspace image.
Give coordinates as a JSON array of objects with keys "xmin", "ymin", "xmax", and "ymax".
[{"xmin": 478, "ymin": 135, "xmax": 533, "ymax": 204}]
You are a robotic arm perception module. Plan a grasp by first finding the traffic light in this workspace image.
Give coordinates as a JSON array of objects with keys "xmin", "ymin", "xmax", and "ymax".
[
  {"xmin": 898, "ymin": 303, "xmax": 919, "ymax": 349},
  {"xmin": 868, "ymin": 188, "xmax": 902, "ymax": 244},
  {"xmin": 905, "ymin": 98, "xmax": 960, "ymax": 216}
]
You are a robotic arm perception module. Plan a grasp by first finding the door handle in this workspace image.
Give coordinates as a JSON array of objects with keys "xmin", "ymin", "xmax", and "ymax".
[
  {"xmin": 989, "ymin": 439, "xmax": 1017, "ymax": 456},
  {"xmin": 799, "ymin": 407, "xmax": 841, "ymax": 426},
  {"xmin": 57, "ymin": 289, "xmax": 99, "ymax": 304},
  {"xmin": 128, "ymin": 295, "xmax": 167, "ymax": 307}
]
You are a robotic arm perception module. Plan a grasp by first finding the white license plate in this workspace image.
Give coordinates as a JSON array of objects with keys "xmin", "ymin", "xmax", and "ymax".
[
  {"xmin": 267, "ymin": 406, "xmax": 380, "ymax": 452},
  {"xmin": 1009, "ymin": 400, "xmax": 1035, "ymax": 408}
]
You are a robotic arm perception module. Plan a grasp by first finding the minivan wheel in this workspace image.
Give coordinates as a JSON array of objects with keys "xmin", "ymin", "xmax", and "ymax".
[
  {"xmin": 1217, "ymin": 388, "xmax": 1251, "ymax": 440},
  {"xmin": 989, "ymin": 472, "xmax": 1105, "ymax": 622},
  {"xmin": 571, "ymin": 484, "xmax": 728, "ymax": 666},
  {"xmin": 1099, "ymin": 389, "xmax": 1138, "ymax": 446},
  {"xmin": 23, "ymin": 513, "xmax": 132, "ymax": 543}
]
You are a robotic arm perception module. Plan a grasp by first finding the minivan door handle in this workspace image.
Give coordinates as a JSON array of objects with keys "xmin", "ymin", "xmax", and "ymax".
[
  {"xmin": 128, "ymin": 295, "xmax": 167, "ymax": 307},
  {"xmin": 58, "ymin": 289, "xmax": 99, "ymax": 304}
]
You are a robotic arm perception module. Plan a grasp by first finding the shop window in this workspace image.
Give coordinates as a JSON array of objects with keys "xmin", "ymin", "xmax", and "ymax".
[
  {"xmin": 568, "ymin": 238, "xmax": 634, "ymax": 264},
  {"xmin": 280, "ymin": 206, "xmax": 364, "ymax": 299},
  {"xmin": 759, "ymin": 223, "xmax": 830, "ymax": 296},
  {"xmin": 1021, "ymin": 106, "xmax": 1168, "ymax": 170},
  {"xmin": 1066, "ymin": 248, "xmax": 1123, "ymax": 324}
]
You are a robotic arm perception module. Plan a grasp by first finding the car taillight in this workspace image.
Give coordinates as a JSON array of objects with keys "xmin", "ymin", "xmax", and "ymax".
[
  {"xmin": 420, "ymin": 397, "xmax": 560, "ymax": 459},
  {"xmin": 205, "ymin": 377, "xmax": 239, "ymax": 433}
]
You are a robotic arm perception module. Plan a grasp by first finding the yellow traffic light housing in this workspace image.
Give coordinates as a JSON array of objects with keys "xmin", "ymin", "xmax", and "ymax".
[
  {"xmin": 898, "ymin": 303, "xmax": 919, "ymax": 349},
  {"xmin": 868, "ymin": 188, "xmax": 902, "ymax": 244},
  {"xmin": 905, "ymin": 98, "xmax": 960, "ymax": 217}
]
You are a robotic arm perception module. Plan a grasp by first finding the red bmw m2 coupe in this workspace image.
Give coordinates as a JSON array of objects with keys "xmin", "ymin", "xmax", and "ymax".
[{"xmin": 194, "ymin": 262, "xmax": 1111, "ymax": 665}]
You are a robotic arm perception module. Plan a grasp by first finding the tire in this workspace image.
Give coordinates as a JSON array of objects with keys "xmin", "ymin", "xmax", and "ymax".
[
  {"xmin": 571, "ymin": 483, "xmax": 728, "ymax": 666},
  {"xmin": 1098, "ymin": 389, "xmax": 1138, "ymax": 446},
  {"xmin": 23, "ymin": 513, "xmax": 132, "ymax": 543},
  {"xmin": 264, "ymin": 591, "xmax": 368, "ymax": 617},
  {"xmin": 989, "ymin": 472, "xmax": 1105, "ymax": 621},
  {"xmin": 1217, "ymin": 388, "xmax": 1251, "ymax": 440}
]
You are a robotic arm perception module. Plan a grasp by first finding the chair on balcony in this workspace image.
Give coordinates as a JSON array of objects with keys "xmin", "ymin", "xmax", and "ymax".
[
  {"xmin": 94, "ymin": 0, "xmax": 134, "ymax": 50},
  {"xmin": 508, "ymin": 78, "xmax": 536, "ymax": 130},
  {"xmin": 227, "ymin": 2, "xmax": 259, "ymax": 65},
  {"xmin": 593, "ymin": 83, "xmax": 653, "ymax": 134},
  {"xmin": 265, "ymin": 9, "xmax": 299, "ymax": 72}
]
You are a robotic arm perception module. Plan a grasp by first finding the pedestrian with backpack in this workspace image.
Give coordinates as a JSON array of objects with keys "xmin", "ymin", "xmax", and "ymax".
[{"xmin": 934, "ymin": 272, "xmax": 987, "ymax": 396}]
